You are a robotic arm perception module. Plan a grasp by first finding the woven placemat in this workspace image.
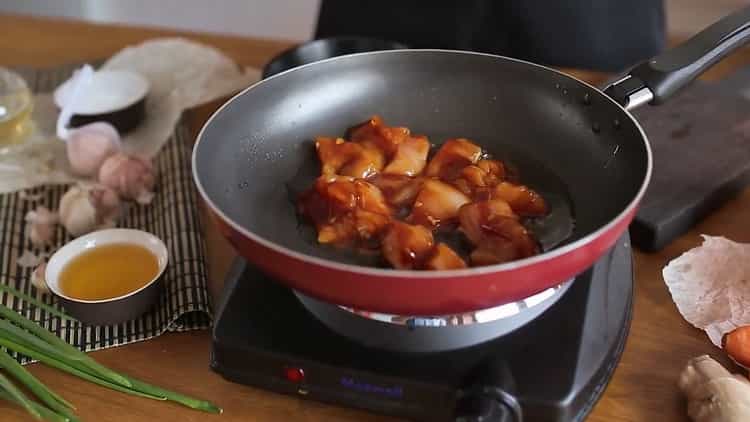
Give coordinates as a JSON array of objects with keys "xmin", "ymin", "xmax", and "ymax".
[{"xmin": 0, "ymin": 64, "xmax": 212, "ymax": 362}]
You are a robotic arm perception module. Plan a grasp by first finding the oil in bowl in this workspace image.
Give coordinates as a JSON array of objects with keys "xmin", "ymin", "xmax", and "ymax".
[
  {"xmin": 59, "ymin": 243, "xmax": 160, "ymax": 301},
  {"xmin": 46, "ymin": 228, "xmax": 168, "ymax": 326}
]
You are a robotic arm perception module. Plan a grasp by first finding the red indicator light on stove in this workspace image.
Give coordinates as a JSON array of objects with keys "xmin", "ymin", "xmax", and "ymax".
[{"xmin": 284, "ymin": 367, "xmax": 305, "ymax": 383}]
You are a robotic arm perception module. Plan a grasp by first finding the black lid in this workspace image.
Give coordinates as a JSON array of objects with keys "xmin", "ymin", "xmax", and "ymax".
[{"xmin": 261, "ymin": 36, "xmax": 408, "ymax": 79}]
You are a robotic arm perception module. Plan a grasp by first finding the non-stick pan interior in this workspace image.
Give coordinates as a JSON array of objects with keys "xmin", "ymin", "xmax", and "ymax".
[{"xmin": 194, "ymin": 50, "xmax": 648, "ymax": 268}]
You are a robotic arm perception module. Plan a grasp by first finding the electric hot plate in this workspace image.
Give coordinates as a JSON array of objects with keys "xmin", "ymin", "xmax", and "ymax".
[{"xmin": 210, "ymin": 233, "xmax": 633, "ymax": 422}]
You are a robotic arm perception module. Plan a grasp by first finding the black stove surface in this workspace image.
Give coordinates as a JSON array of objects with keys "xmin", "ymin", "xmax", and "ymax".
[{"xmin": 211, "ymin": 234, "xmax": 633, "ymax": 422}]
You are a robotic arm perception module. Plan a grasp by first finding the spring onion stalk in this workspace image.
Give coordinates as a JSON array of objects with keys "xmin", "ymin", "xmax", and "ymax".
[
  {"xmin": 123, "ymin": 376, "xmax": 223, "ymax": 414},
  {"xmin": 0, "ymin": 390, "xmax": 70, "ymax": 422},
  {"xmin": 0, "ymin": 284, "xmax": 76, "ymax": 322},
  {"xmin": 0, "ymin": 320, "xmax": 81, "ymax": 362},
  {"xmin": 0, "ymin": 305, "xmax": 131, "ymax": 387},
  {"xmin": 0, "ymin": 372, "xmax": 42, "ymax": 420},
  {"xmin": 0, "ymin": 304, "xmax": 221, "ymax": 414},
  {"xmin": 0, "ymin": 337, "xmax": 165, "ymax": 402},
  {"xmin": 0, "ymin": 335, "xmax": 221, "ymax": 414},
  {"xmin": 0, "ymin": 348, "xmax": 76, "ymax": 416}
]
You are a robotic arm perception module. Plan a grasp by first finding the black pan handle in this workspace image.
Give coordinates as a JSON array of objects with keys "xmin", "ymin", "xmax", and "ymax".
[{"xmin": 604, "ymin": 5, "xmax": 750, "ymax": 110}]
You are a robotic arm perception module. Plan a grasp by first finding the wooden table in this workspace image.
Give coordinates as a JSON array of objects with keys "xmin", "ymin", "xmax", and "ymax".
[{"xmin": 1, "ymin": 13, "xmax": 749, "ymax": 422}]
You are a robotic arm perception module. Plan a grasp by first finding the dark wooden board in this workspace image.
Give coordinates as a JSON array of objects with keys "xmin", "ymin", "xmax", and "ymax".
[{"xmin": 630, "ymin": 73, "xmax": 750, "ymax": 251}]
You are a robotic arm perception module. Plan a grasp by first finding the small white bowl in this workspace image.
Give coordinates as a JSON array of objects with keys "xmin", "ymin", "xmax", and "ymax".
[
  {"xmin": 46, "ymin": 228, "xmax": 168, "ymax": 326},
  {"xmin": 53, "ymin": 69, "xmax": 150, "ymax": 134}
]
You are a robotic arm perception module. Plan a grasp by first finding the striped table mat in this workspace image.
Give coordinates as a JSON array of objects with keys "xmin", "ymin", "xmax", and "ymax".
[{"xmin": 0, "ymin": 64, "xmax": 212, "ymax": 363}]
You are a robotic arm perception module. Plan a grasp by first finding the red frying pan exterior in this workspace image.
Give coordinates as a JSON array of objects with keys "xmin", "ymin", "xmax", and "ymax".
[{"xmin": 208, "ymin": 198, "xmax": 639, "ymax": 315}]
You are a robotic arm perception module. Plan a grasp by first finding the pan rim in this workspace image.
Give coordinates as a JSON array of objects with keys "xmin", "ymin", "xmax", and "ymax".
[{"xmin": 192, "ymin": 48, "xmax": 653, "ymax": 279}]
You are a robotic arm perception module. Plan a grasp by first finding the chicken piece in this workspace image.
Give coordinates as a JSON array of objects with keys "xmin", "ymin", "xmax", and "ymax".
[
  {"xmin": 339, "ymin": 147, "xmax": 385, "ymax": 179},
  {"xmin": 458, "ymin": 199, "xmax": 536, "ymax": 265},
  {"xmin": 307, "ymin": 176, "xmax": 390, "ymax": 216},
  {"xmin": 349, "ymin": 115, "xmax": 410, "ymax": 158},
  {"xmin": 383, "ymin": 135, "xmax": 430, "ymax": 176},
  {"xmin": 316, "ymin": 215, "xmax": 357, "ymax": 245},
  {"xmin": 457, "ymin": 199, "xmax": 518, "ymax": 244},
  {"xmin": 470, "ymin": 236, "xmax": 520, "ymax": 266},
  {"xmin": 297, "ymin": 176, "xmax": 392, "ymax": 246},
  {"xmin": 352, "ymin": 179, "xmax": 392, "ymax": 216},
  {"xmin": 315, "ymin": 209, "xmax": 391, "ymax": 247},
  {"xmin": 491, "ymin": 182, "xmax": 548, "ymax": 217},
  {"xmin": 409, "ymin": 179, "xmax": 471, "ymax": 228},
  {"xmin": 381, "ymin": 221, "xmax": 435, "ymax": 270},
  {"xmin": 424, "ymin": 138, "xmax": 483, "ymax": 180},
  {"xmin": 369, "ymin": 174, "xmax": 425, "ymax": 208},
  {"xmin": 451, "ymin": 159, "xmax": 506, "ymax": 197},
  {"xmin": 465, "ymin": 215, "xmax": 539, "ymax": 266},
  {"xmin": 315, "ymin": 137, "xmax": 384, "ymax": 179},
  {"xmin": 451, "ymin": 162, "xmax": 503, "ymax": 198},
  {"xmin": 423, "ymin": 243, "xmax": 468, "ymax": 270},
  {"xmin": 316, "ymin": 137, "xmax": 355, "ymax": 175},
  {"xmin": 476, "ymin": 159, "xmax": 506, "ymax": 180},
  {"xmin": 353, "ymin": 209, "xmax": 391, "ymax": 244}
]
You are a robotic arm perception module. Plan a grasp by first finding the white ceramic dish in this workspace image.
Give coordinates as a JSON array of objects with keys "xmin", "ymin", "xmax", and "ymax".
[
  {"xmin": 46, "ymin": 228, "xmax": 168, "ymax": 326},
  {"xmin": 54, "ymin": 69, "xmax": 149, "ymax": 115},
  {"xmin": 54, "ymin": 69, "xmax": 149, "ymax": 134}
]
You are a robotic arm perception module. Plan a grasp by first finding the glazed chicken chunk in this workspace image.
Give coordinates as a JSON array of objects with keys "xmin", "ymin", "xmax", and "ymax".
[
  {"xmin": 451, "ymin": 159, "xmax": 506, "ymax": 198},
  {"xmin": 381, "ymin": 221, "xmax": 435, "ymax": 270},
  {"xmin": 423, "ymin": 243, "xmax": 468, "ymax": 270},
  {"xmin": 298, "ymin": 116, "xmax": 549, "ymax": 270},
  {"xmin": 315, "ymin": 137, "xmax": 385, "ymax": 179},
  {"xmin": 491, "ymin": 182, "xmax": 548, "ymax": 217},
  {"xmin": 298, "ymin": 176, "xmax": 391, "ymax": 246},
  {"xmin": 383, "ymin": 135, "xmax": 430, "ymax": 176},
  {"xmin": 409, "ymin": 179, "xmax": 471, "ymax": 228},
  {"xmin": 425, "ymin": 138, "xmax": 483, "ymax": 180},
  {"xmin": 458, "ymin": 199, "xmax": 538, "ymax": 265},
  {"xmin": 369, "ymin": 174, "xmax": 425, "ymax": 208},
  {"xmin": 349, "ymin": 115, "xmax": 410, "ymax": 158}
]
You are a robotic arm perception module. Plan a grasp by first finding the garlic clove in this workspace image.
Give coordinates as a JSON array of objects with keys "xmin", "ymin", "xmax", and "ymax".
[
  {"xmin": 98, "ymin": 153, "xmax": 156, "ymax": 203},
  {"xmin": 59, "ymin": 185, "xmax": 99, "ymax": 237},
  {"xmin": 31, "ymin": 262, "xmax": 50, "ymax": 294},
  {"xmin": 66, "ymin": 122, "xmax": 121, "ymax": 177},
  {"xmin": 24, "ymin": 206, "xmax": 59, "ymax": 247},
  {"xmin": 89, "ymin": 185, "xmax": 122, "ymax": 225},
  {"xmin": 59, "ymin": 184, "xmax": 123, "ymax": 237}
]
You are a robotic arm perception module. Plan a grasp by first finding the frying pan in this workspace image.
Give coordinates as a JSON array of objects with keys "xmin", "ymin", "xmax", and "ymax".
[{"xmin": 194, "ymin": 6, "xmax": 750, "ymax": 316}]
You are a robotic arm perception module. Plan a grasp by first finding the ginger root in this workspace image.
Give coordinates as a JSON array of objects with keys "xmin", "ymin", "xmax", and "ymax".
[{"xmin": 679, "ymin": 355, "xmax": 750, "ymax": 421}]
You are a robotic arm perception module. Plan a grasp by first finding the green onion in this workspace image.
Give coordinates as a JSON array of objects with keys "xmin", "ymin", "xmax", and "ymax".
[
  {"xmin": 0, "ymin": 320, "xmax": 80, "ymax": 362},
  {"xmin": 123, "ymin": 375, "xmax": 223, "ymax": 414},
  {"xmin": 0, "ymin": 372, "xmax": 42, "ymax": 420},
  {"xmin": 0, "ymin": 336, "xmax": 220, "ymax": 414},
  {"xmin": 0, "ymin": 348, "xmax": 76, "ymax": 417},
  {"xmin": 0, "ymin": 390, "xmax": 73, "ymax": 422},
  {"xmin": 0, "ymin": 337, "xmax": 165, "ymax": 402},
  {"xmin": 0, "ymin": 284, "xmax": 76, "ymax": 322},
  {"xmin": 0, "ymin": 305, "xmax": 131, "ymax": 387},
  {"xmin": 0, "ymin": 305, "xmax": 221, "ymax": 414}
]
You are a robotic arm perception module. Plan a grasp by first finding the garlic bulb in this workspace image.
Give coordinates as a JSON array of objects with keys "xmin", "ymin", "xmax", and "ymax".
[
  {"xmin": 66, "ymin": 122, "xmax": 120, "ymax": 177},
  {"xmin": 59, "ymin": 184, "xmax": 122, "ymax": 236},
  {"xmin": 24, "ymin": 206, "xmax": 58, "ymax": 247},
  {"xmin": 98, "ymin": 153, "xmax": 156, "ymax": 204},
  {"xmin": 31, "ymin": 263, "xmax": 50, "ymax": 294}
]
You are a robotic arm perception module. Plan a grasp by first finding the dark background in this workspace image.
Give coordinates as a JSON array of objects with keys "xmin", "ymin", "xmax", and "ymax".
[{"xmin": 316, "ymin": 0, "xmax": 667, "ymax": 72}]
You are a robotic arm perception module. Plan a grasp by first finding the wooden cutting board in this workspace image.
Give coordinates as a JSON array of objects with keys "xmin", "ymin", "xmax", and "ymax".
[{"xmin": 630, "ymin": 71, "xmax": 750, "ymax": 251}]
